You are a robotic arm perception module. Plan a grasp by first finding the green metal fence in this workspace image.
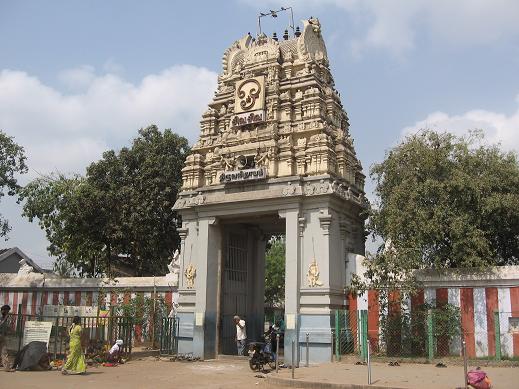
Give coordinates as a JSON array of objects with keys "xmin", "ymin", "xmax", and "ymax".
[
  {"xmin": 159, "ymin": 317, "xmax": 178, "ymax": 356},
  {"xmin": 1, "ymin": 313, "xmax": 133, "ymax": 360},
  {"xmin": 333, "ymin": 308, "xmax": 518, "ymax": 362}
]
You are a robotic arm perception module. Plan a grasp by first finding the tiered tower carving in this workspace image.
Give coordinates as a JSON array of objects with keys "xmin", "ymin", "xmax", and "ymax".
[{"xmin": 176, "ymin": 18, "xmax": 365, "ymax": 209}]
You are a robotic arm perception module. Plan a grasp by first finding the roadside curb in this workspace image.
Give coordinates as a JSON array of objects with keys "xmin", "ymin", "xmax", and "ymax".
[{"xmin": 265, "ymin": 375, "xmax": 408, "ymax": 389}]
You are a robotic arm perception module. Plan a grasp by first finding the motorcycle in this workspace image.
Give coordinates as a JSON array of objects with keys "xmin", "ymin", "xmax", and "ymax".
[{"xmin": 247, "ymin": 334, "xmax": 276, "ymax": 371}]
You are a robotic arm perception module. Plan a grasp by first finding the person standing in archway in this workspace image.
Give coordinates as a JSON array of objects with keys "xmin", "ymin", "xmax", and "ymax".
[{"xmin": 233, "ymin": 315, "xmax": 247, "ymax": 356}]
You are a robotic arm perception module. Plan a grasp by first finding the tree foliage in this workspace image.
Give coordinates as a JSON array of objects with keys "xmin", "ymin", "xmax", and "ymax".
[
  {"xmin": 264, "ymin": 236, "xmax": 285, "ymax": 307},
  {"xmin": 0, "ymin": 130, "xmax": 28, "ymax": 238},
  {"xmin": 353, "ymin": 130, "xmax": 519, "ymax": 296},
  {"xmin": 21, "ymin": 126, "xmax": 189, "ymax": 276}
]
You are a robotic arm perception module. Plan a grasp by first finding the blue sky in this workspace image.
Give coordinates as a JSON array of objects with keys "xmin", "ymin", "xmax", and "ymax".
[{"xmin": 1, "ymin": 0, "xmax": 518, "ymax": 268}]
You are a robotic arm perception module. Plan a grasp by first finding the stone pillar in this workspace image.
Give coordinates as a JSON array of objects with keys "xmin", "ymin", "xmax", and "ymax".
[
  {"xmin": 192, "ymin": 217, "xmax": 221, "ymax": 359},
  {"xmin": 177, "ymin": 216, "xmax": 221, "ymax": 359},
  {"xmin": 176, "ymin": 218, "xmax": 197, "ymax": 355},
  {"xmin": 279, "ymin": 208, "xmax": 301, "ymax": 365}
]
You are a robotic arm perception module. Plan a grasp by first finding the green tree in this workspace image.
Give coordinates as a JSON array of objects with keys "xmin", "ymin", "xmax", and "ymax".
[
  {"xmin": 0, "ymin": 130, "xmax": 28, "ymax": 237},
  {"xmin": 21, "ymin": 126, "xmax": 189, "ymax": 276},
  {"xmin": 21, "ymin": 174, "xmax": 104, "ymax": 276},
  {"xmin": 353, "ymin": 130, "xmax": 519, "ymax": 295},
  {"xmin": 264, "ymin": 237, "xmax": 285, "ymax": 307}
]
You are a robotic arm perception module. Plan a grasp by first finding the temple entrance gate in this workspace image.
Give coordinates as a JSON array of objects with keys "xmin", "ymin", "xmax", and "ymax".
[
  {"xmin": 220, "ymin": 230, "xmax": 249, "ymax": 355},
  {"xmin": 172, "ymin": 17, "xmax": 367, "ymax": 363}
]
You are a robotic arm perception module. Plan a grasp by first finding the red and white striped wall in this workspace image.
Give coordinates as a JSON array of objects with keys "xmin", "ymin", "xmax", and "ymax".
[
  {"xmin": 349, "ymin": 285, "xmax": 519, "ymax": 358},
  {"xmin": 0, "ymin": 274, "xmax": 179, "ymax": 339},
  {"xmin": 0, "ymin": 289, "xmax": 178, "ymax": 317}
]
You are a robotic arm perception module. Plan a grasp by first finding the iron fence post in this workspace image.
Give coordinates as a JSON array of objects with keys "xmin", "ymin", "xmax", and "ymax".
[
  {"xmin": 330, "ymin": 329, "xmax": 334, "ymax": 362},
  {"xmin": 53, "ymin": 316, "xmax": 59, "ymax": 361},
  {"xmin": 291, "ymin": 339, "xmax": 295, "ymax": 379},
  {"xmin": 427, "ymin": 309, "xmax": 434, "ymax": 362},
  {"xmin": 357, "ymin": 310, "xmax": 361, "ymax": 358},
  {"xmin": 335, "ymin": 310, "xmax": 340, "ymax": 361},
  {"xmin": 462, "ymin": 339, "xmax": 468, "ymax": 389},
  {"xmin": 276, "ymin": 333, "xmax": 280, "ymax": 373},
  {"xmin": 361, "ymin": 310, "xmax": 368, "ymax": 362},
  {"xmin": 367, "ymin": 332, "xmax": 372, "ymax": 385},
  {"xmin": 493, "ymin": 311, "xmax": 501, "ymax": 361},
  {"xmin": 16, "ymin": 305, "xmax": 23, "ymax": 352},
  {"xmin": 306, "ymin": 332, "xmax": 309, "ymax": 367},
  {"xmin": 159, "ymin": 317, "xmax": 162, "ymax": 357}
]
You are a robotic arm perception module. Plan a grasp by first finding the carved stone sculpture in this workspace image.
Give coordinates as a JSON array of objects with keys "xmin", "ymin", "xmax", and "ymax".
[
  {"xmin": 177, "ymin": 18, "xmax": 365, "ymax": 211},
  {"xmin": 17, "ymin": 258, "xmax": 34, "ymax": 276},
  {"xmin": 166, "ymin": 249, "xmax": 181, "ymax": 287}
]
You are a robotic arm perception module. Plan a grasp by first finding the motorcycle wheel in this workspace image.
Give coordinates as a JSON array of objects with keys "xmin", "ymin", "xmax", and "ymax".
[{"xmin": 249, "ymin": 357, "xmax": 262, "ymax": 371}]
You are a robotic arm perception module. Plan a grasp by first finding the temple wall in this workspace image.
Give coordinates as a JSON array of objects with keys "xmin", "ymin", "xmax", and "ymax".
[
  {"xmin": 0, "ymin": 274, "xmax": 178, "ymax": 316},
  {"xmin": 346, "ymin": 261, "xmax": 519, "ymax": 358}
]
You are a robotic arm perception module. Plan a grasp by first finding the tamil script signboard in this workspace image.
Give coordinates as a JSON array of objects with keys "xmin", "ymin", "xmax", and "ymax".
[
  {"xmin": 231, "ymin": 110, "xmax": 265, "ymax": 127},
  {"xmin": 219, "ymin": 167, "xmax": 267, "ymax": 184},
  {"xmin": 23, "ymin": 321, "xmax": 53, "ymax": 347}
]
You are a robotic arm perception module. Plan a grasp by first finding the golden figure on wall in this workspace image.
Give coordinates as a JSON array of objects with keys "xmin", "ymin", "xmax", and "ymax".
[
  {"xmin": 307, "ymin": 259, "xmax": 323, "ymax": 287},
  {"xmin": 185, "ymin": 263, "xmax": 197, "ymax": 289}
]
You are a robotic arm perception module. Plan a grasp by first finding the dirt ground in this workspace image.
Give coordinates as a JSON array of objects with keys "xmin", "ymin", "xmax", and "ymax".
[
  {"xmin": 1, "ymin": 358, "xmax": 262, "ymax": 389},
  {"xmin": 275, "ymin": 360, "xmax": 519, "ymax": 389},
  {"xmin": 1, "ymin": 357, "xmax": 518, "ymax": 389}
]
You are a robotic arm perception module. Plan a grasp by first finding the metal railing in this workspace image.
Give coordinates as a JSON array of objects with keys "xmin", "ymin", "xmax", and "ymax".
[
  {"xmin": 332, "ymin": 308, "xmax": 519, "ymax": 362},
  {"xmin": 159, "ymin": 317, "xmax": 179, "ymax": 356},
  {"xmin": 1, "ymin": 313, "xmax": 133, "ymax": 359}
]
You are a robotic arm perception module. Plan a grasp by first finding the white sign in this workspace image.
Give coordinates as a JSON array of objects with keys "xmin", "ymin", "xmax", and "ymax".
[
  {"xmin": 195, "ymin": 312, "xmax": 204, "ymax": 326},
  {"xmin": 286, "ymin": 314, "xmax": 296, "ymax": 330},
  {"xmin": 509, "ymin": 317, "xmax": 519, "ymax": 333},
  {"xmin": 219, "ymin": 167, "xmax": 267, "ymax": 184},
  {"xmin": 23, "ymin": 321, "xmax": 53, "ymax": 347},
  {"xmin": 42, "ymin": 305, "xmax": 96, "ymax": 318}
]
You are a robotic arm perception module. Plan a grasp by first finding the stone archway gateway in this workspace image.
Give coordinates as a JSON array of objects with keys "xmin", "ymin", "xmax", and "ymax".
[{"xmin": 173, "ymin": 17, "xmax": 367, "ymax": 363}]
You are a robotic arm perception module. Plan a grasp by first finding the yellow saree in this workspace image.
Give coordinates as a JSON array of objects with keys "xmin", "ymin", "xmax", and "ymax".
[{"xmin": 62, "ymin": 324, "xmax": 86, "ymax": 375}]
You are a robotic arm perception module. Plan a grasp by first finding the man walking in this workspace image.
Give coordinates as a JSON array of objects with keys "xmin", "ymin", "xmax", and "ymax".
[
  {"xmin": 233, "ymin": 315, "xmax": 246, "ymax": 356},
  {"xmin": 0, "ymin": 305, "xmax": 13, "ymax": 372}
]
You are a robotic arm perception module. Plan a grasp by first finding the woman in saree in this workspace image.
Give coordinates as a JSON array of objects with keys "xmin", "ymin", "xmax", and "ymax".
[{"xmin": 62, "ymin": 316, "xmax": 86, "ymax": 375}]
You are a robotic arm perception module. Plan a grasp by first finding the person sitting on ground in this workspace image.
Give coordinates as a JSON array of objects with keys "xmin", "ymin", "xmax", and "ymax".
[
  {"xmin": 105, "ymin": 339, "xmax": 124, "ymax": 364},
  {"xmin": 12, "ymin": 341, "xmax": 50, "ymax": 371}
]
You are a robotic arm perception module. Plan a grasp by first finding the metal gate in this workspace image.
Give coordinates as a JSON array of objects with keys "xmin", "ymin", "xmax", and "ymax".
[
  {"xmin": 159, "ymin": 317, "xmax": 178, "ymax": 355},
  {"xmin": 220, "ymin": 231, "xmax": 249, "ymax": 354}
]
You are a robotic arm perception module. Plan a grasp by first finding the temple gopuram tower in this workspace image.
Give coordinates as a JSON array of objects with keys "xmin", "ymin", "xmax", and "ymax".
[{"xmin": 173, "ymin": 17, "xmax": 367, "ymax": 363}]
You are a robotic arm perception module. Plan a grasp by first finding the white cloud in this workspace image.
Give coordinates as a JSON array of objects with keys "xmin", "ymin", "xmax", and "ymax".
[
  {"xmin": 243, "ymin": 0, "xmax": 519, "ymax": 56},
  {"xmin": 0, "ymin": 65, "xmax": 218, "ymax": 179},
  {"xmin": 58, "ymin": 65, "xmax": 96, "ymax": 90},
  {"xmin": 0, "ymin": 64, "xmax": 217, "ymax": 268},
  {"xmin": 402, "ymin": 94, "xmax": 519, "ymax": 152}
]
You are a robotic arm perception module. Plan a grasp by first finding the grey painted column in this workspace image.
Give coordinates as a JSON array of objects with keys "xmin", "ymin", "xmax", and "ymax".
[
  {"xmin": 279, "ymin": 209, "xmax": 300, "ymax": 365},
  {"xmin": 250, "ymin": 231, "xmax": 266, "ymax": 342},
  {"xmin": 192, "ymin": 217, "xmax": 221, "ymax": 359}
]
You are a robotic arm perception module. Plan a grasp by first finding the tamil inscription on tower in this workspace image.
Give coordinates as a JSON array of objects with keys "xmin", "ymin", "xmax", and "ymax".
[{"xmin": 173, "ymin": 17, "xmax": 367, "ymax": 362}]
